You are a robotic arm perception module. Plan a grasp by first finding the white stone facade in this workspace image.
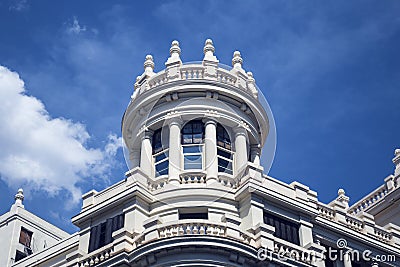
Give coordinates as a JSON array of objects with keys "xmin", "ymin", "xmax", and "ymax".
[{"xmin": 1, "ymin": 40, "xmax": 399, "ymax": 267}]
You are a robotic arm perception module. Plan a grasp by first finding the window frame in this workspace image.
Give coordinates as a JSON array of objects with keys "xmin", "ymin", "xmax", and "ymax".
[
  {"xmin": 216, "ymin": 124, "xmax": 234, "ymax": 175},
  {"xmin": 152, "ymin": 128, "xmax": 169, "ymax": 177}
]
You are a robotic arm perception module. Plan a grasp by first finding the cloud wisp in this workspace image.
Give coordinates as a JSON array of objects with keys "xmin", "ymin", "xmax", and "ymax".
[{"xmin": 0, "ymin": 65, "xmax": 122, "ymax": 207}]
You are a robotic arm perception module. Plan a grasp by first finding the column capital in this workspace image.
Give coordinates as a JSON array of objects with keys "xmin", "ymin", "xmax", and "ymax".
[
  {"xmin": 234, "ymin": 126, "xmax": 247, "ymax": 137},
  {"xmin": 167, "ymin": 117, "xmax": 183, "ymax": 128},
  {"xmin": 203, "ymin": 118, "xmax": 218, "ymax": 126},
  {"xmin": 141, "ymin": 129, "xmax": 154, "ymax": 140}
]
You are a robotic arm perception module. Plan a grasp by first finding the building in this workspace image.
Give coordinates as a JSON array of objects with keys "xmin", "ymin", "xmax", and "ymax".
[
  {"xmin": 0, "ymin": 189, "xmax": 69, "ymax": 266},
  {"xmin": 1, "ymin": 39, "xmax": 399, "ymax": 267}
]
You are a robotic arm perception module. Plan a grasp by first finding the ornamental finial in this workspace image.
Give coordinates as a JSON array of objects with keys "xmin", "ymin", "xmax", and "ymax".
[
  {"xmin": 144, "ymin": 55, "xmax": 154, "ymax": 74},
  {"xmin": 203, "ymin": 39, "xmax": 218, "ymax": 63},
  {"xmin": 165, "ymin": 40, "xmax": 182, "ymax": 66},
  {"xmin": 338, "ymin": 188, "xmax": 345, "ymax": 196},
  {"xmin": 395, "ymin": 148, "xmax": 400, "ymax": 156},
  {"xmin": 204, "ymin": 39, "xmax": 215, "ymax": 54},
  {"xmin": 232, "ymin": 51, "xmax": 243, "ymax": 68},
  {"xmin": 336, "ymin": 188, "xmax": 349, "ymax": 208},
  {"xmin": 170, "ymin": 40, "xmax": 181, "ymax": 56},
  {"xmin": 14, "ymin": 188, "xmax": 24, "ymax": 207}
]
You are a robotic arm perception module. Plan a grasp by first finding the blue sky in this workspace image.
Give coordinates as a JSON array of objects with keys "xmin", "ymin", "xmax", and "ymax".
[{"xmin": 0, "ymin": 0, "xmax": 399, "ymax": 233}]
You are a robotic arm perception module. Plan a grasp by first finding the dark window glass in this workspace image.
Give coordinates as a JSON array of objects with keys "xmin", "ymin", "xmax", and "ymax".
[
  {"xmin": 19, "ymin": 227, "xmax": 33, "ymax": 248},
  {"xmin": 183, "ymin": 145, "xmax": 202, "ymax": 154},
  {"xmin": 88, "ymin": 214, "xmax": 125, "ymax": 253},
  {"xmin": 216, "ymin": 124, "xmax": 233, "ymax": 174},
  {"xmin": 179, "ymin": 212, "xmax": 208, "ymax": 220},
  {"xmin": 155, "ymin": 151, "xmax": 168, "ymax": 162},
  {"xmin": 181, "ymin": 120, "xmax": 204, "ymax": 144},
  {"xmin": 263, "ymin": 212, "xmax": 299, "ymax": 245},
  {"xmin": 15, "ymin": 251, "xmax": 26, "ymax": 262},
  {"xmin": 184, "ymin": 154, "xmax": 202, "ymax": 169},
  {"xmin": 217, "ymin": 148, "xmax": 232, "ymax": 159},
  {"xmin": 153, "ymin": 128, "xmax": 169, "ymax": 177},
  {"xmin": 155, "ymin": 160, "xmax": 169, "ymax": 175},
  {"xmin": 216, "ymin": 124, "xmax": 231, "ymax": 149},
  {"xmin": 152, "ymin": 129, "xmax": 163, "ymax": 154}
]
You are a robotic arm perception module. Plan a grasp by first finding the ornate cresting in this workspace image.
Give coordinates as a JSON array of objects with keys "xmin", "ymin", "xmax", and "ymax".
[{"xmin": 131, "ymin": 40, "xmax": 259, "ymax": 101}]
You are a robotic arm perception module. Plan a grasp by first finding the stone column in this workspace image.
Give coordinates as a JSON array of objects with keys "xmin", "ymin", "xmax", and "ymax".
[
  {"xmin": 140, "ymin": 130, "xmax": 153, "ymax": 177},
  {"xmin": 168, "ymin": 119, "xmax": 182, "ymax": 185},
  {"xmin": 234, "ymin": 127, "xmax": 248, "ymax": 175},
  {"xmin": 343, "ymin": 251, "xmax": 352, "ymax": 267},
  {"xmin": 204, "ymin": 119, "xmax": 218, "ymax": 184},
  {"xmin": 129, "ymin": 149, "xmax": 141, "ymax": 169},
  {"xmin": 250, "ymin": 144, "xmax": 261, "ymax": 165}
]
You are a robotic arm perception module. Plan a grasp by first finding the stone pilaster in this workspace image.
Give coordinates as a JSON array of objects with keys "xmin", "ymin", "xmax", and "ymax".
[
  {"xmin": 168, "ymin": 118, "xmax": 182, "ymax": 185},
  {"xmin": 140, "ymin": 129, "xmax": 153, "ymax": 178},
  {"xmin": 204, "ymin": 119, "xmax": 218, "ymax": 184}
]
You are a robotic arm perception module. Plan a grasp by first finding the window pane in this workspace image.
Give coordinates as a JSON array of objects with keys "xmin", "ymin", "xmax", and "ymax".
[
  {"xmin": 192, "ymin": 133, "xmax": 203, "ymax": 143},
  {"xmin": 183, "ymin": 145, "xmax": 202, "ymax": 153},
  {"xmin": 182, "ymin": 123, "xmax": 193, "ymax": 134},
  {"xmin": 184, "ymin": 155, "xmax": 202, "ymax": 169},
  {"xmin": 155, "ymin": 151, "xmax": 168, "ymax": 162},
  {"xmin": 152, "ymin": 129, "xmax": 163, "ymax": 153},
  {"xmin": 192, "ymin": 122, "xmax": 203, "ymax": 133},
  {"xmin": 182, "ymin": 134, "xmax": 193, "ymax": 144},
  {"xmin": 156, "ymin": 160, "xmax": 169, "ymax": 173},
  {"xmin": 217, "ymin": 149, "xmax": 232, "ymax": 159}
]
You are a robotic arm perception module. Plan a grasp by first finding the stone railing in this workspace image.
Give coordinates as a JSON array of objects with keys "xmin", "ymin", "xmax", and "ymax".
[
  {"xmin": 78, "ymin": 244, "xmax": 114, "ymax": 267},
  {"xmin": 180, "ymin": 172, "xmax": 206, "ymax": 184},
  {"xmin": 348, "ymin": 175, "xmax": 398, "ymax": 215},
  {"xmin": 158, "ymin": 220, "xmax": 226, "ymax": 238},
  {"xmin": 147, "ymin": 176, "xmax": 168, "ymax": 191},
  {"xmin": 344, "ymin": 215, "xmax": 364, "ymax": 232},
  {"xmin": 273, "ymin": 238, "xmax": 315, "ymax": 264},
  {"xmin": 148, "ymin": 71, "xmax": 168, "ymax": 89},
  {"xmin": 372, "ymin": 225, "xmax": 392, "ymax": 243},
  {"xmin": 316, "ymin": 201, "xmax": 400, "ymax": 245},
  {"xmin": 134, "ymin": 219, "xmax": 228, "ymax": 247},
  {"xmin": 134, "ymin": 62, "xmax": 258, "ymax": 99},
  {"xmin": 316, "ymin": 203, "xmax": 336, "ymax": 221},
  {"xmin": 180, "ymin": 65, "xmax": 205, "ymax": 80},
  {"xmin": 348, "ymin": 184, "xmax": 388, "ymax": 215},
  {"xmin": 216, "ymin": 68, "xmax": 237, "ymax": 85}
]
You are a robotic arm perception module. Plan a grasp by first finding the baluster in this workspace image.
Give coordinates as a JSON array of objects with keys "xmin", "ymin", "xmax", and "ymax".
[
  {"xmin": 193, "ymin": 225, "xmax": 199, "ymax": 234},
  {"xmin": 186, "ymin": 224, "xmax": 192, "ymax": 235},
  {"xmin": 200, "ymin": 225, "xmax": 205, "ymax": 234},
  {"xmin": 178, "ymin": 225, "xmax": 184, "ymax": 235},
  {"xmin": 206, "ymin": 225, "xmax": 212, "ymax": 235}
]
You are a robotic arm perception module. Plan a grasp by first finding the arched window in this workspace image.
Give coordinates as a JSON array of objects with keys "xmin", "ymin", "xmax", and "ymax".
[
  {"xmin": 181, "ymin": 120, "xmax": 204, "ymax": 170},
  {"xmin": 152, "ymin": 128, "xmax": 169, "ymax": 177},
  {"xmin": 217, "ymin": 124, "xmax": 233, "ymax": 175}
]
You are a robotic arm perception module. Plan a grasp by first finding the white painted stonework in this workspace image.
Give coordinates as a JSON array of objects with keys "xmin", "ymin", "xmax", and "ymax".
[{"xmin": 1, "ymin": 40, "xmax": 399, "ymax": 267}]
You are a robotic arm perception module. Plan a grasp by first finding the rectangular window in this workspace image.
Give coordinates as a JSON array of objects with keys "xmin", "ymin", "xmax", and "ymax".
[
  {"xmin": 179, "ymin": 208, "xmax": 208, "ymax": 220},
  {"xmin": 154, "ymin": 149, "xmax": 169, "ymax": 177},
  {"xmin": 15, "ymin": 250, "xmax": 26, "ymax": 263},
  {"xmin": 19, "ymin": 227, "xmax": 33, "ymax": 248},
  {"xmin": 179, "ymin": 212, "xmax": 208, "ymax": 220},
  {"xmin": 217, "ymin": 147, "xmax": 233, "ymax": 175},
  {"xmin": 88, "ymin": 214, "xmax": 125, "ymax": 253},
  {"xmin": 183, "ymin": 144, "xmax": 203, "ymax": 170},
  {"xmin": 263, "ymin": 212, "xmax": 299, "ymax": 245}
]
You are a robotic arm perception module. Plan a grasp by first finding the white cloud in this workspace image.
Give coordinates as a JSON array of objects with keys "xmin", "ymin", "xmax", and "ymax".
[
  {"xmin": 0, "ymin": 66, "xmax": 122, "ymax": 206},
  {"xmin": 66, "ymin": 17, "xmax": 87, "ymax": 35},
  {"xmin": 9, "ymin": 0, "xmax": 29, "ymax": 11}
]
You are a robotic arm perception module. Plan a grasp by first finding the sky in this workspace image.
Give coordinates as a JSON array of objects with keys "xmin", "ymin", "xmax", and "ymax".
[{"xmin": 0, "ymin": 0, "xmax": 399, "ymax": 233}]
